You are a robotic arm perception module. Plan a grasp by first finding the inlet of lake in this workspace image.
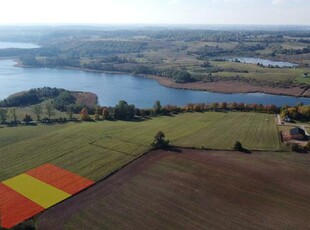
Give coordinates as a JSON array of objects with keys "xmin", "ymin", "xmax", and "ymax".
[
  {"xmin": 229, "ymin": 57, "xmax": 298, "ymax": 67},
  {"xmin": 0, "ymin": 42, "xmax": 40, "ymax": 49},
  {"xmin": 0, "ymin": 42, "xmax": 309, "ymax": 108}
]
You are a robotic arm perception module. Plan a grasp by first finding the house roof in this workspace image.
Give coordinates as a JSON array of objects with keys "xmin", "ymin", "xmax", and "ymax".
[{"xmin": 290, "ymin": 127, "xmax": 306, "ymax": 136}]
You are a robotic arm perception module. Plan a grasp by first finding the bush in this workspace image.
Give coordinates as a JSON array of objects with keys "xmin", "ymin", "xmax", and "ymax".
[
  {"xmin": 290, "ymin": 143, "xmax": 308, "ymax": 153},
  {"xmin": 305, "ymin": 141, "xmax": 310, "ymax": 151},
  {"xmin": 233, "ymin": 141, "xmax": 251, "ymax": 153},
  {"xmin": 233, "ymin": 141, "xmax": 243, "ymax": 151}
]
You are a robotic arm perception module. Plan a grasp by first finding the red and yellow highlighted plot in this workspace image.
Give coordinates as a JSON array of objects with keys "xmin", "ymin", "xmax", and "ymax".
[
  {"xmin": 26, "ymin": 164, "xmax": 95, "ymax": 195},
  {"xmin": 0, "ymin": 183, "xmax": 44, "ymax": 229},
  {"xmin": 2, "ymin": 174, "xmax": 71, "ymax": 209},
  {"xmin": 0, "ymin": 164, "xmax": 94, "ymax": 228}
]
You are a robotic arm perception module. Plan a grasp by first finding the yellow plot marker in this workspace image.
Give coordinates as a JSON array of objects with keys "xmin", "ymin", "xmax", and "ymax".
[{"xmin": 2, "ymin": 174, "xmax": 71, "ymax": 209}]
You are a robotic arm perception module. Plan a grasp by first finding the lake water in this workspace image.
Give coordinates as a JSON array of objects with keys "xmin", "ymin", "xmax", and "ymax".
[
  {"xmin": 0, "ymin": 42, "xmax": 40, "ymax": 49},
  {"xmin": 0, "ymin": 59, "xmax": 309, "ymax": 108},
  {"xmin": 230, "ymin": 57, "xmax": 298, "ymax": 68}
]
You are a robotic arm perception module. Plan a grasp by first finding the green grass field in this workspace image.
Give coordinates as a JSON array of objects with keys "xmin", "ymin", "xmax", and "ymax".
[
  {"xmin": 0, "ymin": 112, "xmax": 279, "ymax": 182},
  {"xmin": 210, "ymin": 61, "xmax": 307, "ymax": 82}
]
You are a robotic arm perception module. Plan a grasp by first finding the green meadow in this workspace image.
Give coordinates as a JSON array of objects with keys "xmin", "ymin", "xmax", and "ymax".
[{"xmin": 0, "ymin": 112, "xmax": 279, "ymax": 182}]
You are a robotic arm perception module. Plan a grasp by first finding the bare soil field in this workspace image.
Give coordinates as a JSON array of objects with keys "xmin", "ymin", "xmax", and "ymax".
[{"xmin": 37, "ymin": 149, "xmax": 310, "ymax": 230}]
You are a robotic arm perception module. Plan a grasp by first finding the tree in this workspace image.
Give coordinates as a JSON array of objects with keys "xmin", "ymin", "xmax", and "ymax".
[
  {"xmin": 151, "ymin": 131, "xmax": 170, "ymax": 149},
  {"xmin": 153, "ymin": 100, "xmax": 162, "ymax": 115},
  {"xmin": 193, "ymin": 104, "xmax": 203, "ymax": 112},
  {"xmin": 66, "ymin": 105, "xmax": 74, "ymax": 120},
  {"xmin": 287, "ymin": 107, "xmax": 298, "ymax": 119},
  {"xmin": 231, "ymin": 102, "xmax": 238, "ymax": 110},
  {"xmin": 9, "ymin": 107, "xmax": 17, "ymax": 123},
  {"xmin": 23, "ymin": 114, "xmax": 33, "ymax": 124},
  {"xmin": 95, "ymin": 106, "xmax": 103, "ymax": 116},
  {"xmin": 114, "ymin": 100, "xmax": 135, "ymax": 120},
  {"xmin": 45, "ymin": 102, "xmax": 55, "ymax": 119},
  {"xmin": 0, "ymin": 108, "xmax": 8, "ymax": 124},
  {"xmin": 211, "ymin": 102, "xmax": 219, "ymax": 111},
  {"xmin": 80, "ymin": 108, "xmax": 91, "ymax": 121},
  {"xmin": 93, "ymin": 106, "xmax": 102, "ymax": 120},
  {"xmin": 221, "ymin": 102, "xmax": 228, "ymax": 110},
  {"xmin": 173, "ymin": 70, "xmax": 194, "ymax": 83},
  {"xmin": 53, "ymin": 91, "xmax": 76, "ymax": 111},
  {"xmin": 102, "ymin": 108, "xmax": 110, "ymax": 120},
  {"xmin": 32, "ymin": 105, "xmax": 43, "ymax": 121},
  {"xmin": 233, "ymin": 141, "xmax": 251, "ymax": 153}
]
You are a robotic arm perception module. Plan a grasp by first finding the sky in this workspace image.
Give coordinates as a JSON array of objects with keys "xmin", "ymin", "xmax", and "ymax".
[{"xmin": 0, "ymin": 0, "xmax": 309, "ymax": 25}]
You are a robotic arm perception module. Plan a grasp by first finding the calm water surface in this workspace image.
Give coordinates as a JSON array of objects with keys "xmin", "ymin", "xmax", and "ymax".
[
  {"xmin": 0, "ymin": 42, "xmax": 40, "ymax": 49},
  {"xmin": 0, "ymin": 60, "xmax": 309, "ymax": 108},
  {"xmin": 231, "ymin": 57, "xmax": 298, "ymax": 67}
]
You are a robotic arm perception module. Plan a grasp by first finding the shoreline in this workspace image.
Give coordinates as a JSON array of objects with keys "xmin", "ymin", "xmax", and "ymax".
[
  {"xmin": 148, "ymin": 75, "xmax": 310, "ymax": 98},
  {"xmin": 12, "ymin": 60, "xmax": 310, "ymax": 99}
]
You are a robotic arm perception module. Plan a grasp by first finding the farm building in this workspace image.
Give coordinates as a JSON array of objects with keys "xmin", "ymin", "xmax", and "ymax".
[{"xmin": 289, "ymin": 127, "xmax": 307, "ymax": 140}]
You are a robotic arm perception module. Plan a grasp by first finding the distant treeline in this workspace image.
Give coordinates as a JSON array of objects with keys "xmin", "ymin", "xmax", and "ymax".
[
  {"xmin": 1, "ymin": 28, "xmax": 309, "ymax": 85},
  {"xmin": 82, "ymin": 100, "xmax": 282, "ymax": 122},
  {"xmin": 2, "ymin": 90, "xmax": 310, "ymax": 126}
]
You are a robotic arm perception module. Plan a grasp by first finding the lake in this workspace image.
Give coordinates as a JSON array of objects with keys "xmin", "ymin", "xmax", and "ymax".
[
  {"xmin": 0, "ymin": 59, "xmax": 309, "ymax": 108},
  {"xmin": 230, "ymin": 57, "xmax": 298, "ymax": 68},
  {"xmin": 0, "ymin": 42, "xmax": 40, "ymax": 49}
]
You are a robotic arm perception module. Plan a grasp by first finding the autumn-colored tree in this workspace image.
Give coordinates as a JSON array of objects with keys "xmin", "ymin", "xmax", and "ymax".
[
  {"xmin": 221, "ymin": 102, "xmax": 228, "ymax": 110},
  {"xmin": 193, "ymin": 104, "xmax": 202, "ymax": 112},
  {"xmin": 80, "ymin": 108, "xmax": 90, "ymax": 121},
  {"xmin": 287, "ymin": 107, "xmax": 298, "ymax": 119},
  {"xmin": 230, "ymin": 102, "xmax": 238, "ymax": 110},
  {"xmin": 299, "ymin": 106, "xmax": 310, "ymax": 118},
  {"xmin": 185, "ymin": 103, "xmax": 194, "ymax": 112},
  {"xmin": 265, "ymin": 104, "xmax": 277, "ymax": 113}
]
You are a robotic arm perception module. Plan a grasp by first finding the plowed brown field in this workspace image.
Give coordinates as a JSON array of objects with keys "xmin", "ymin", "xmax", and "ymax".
[{"xmin": 37, "ymin": 149, "xmax": 310, "ymax": 230}]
